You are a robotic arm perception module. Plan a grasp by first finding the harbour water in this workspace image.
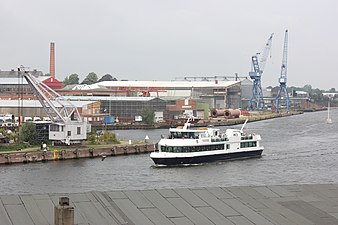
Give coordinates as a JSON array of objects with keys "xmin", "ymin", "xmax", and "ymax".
[{"xmin": 0, "ymin": 109, "xmax": 337, "ymax": 195}]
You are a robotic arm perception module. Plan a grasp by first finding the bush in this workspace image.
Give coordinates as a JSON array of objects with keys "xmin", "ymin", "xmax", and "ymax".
[
  {"xmin": 98, "ymin": 131, "xmax": 120, "ymax": 144},
  {"xmin": 0, "ymin": 143, "xmax": 31, "ymax": 152},
  {"xmin": 19, "ymin": 123, "xmax": 38, "ymax": 145},
  {"xmin": 87, "ymin": 132, "xmax": 97, "ymax": 145}
]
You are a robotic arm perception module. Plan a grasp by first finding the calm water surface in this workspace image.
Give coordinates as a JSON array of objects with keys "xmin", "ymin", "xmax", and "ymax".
[{"xmin": 1, "ymin": 109, "xmax": 337, "ymax": 194}]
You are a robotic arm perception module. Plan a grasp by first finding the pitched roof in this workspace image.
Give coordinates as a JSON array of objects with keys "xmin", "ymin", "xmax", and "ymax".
[{"xmin": 0, "ymin": 70, "xmax": 44, "ymax": 78}]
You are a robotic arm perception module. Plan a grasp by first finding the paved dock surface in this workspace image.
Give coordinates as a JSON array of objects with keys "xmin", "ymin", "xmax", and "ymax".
[{"xmin": 1, "ymin": 184, "xmax": 338, "ymax": 225}]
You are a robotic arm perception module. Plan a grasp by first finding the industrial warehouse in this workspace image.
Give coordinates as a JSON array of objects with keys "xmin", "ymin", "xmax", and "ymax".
[
  {"xmin": 0, "ymin": 77, "xmax": 251, "ymax": 122},
  {"xmin": 0, "ymin": 72, "xmax": 315, "ymax": 125}
]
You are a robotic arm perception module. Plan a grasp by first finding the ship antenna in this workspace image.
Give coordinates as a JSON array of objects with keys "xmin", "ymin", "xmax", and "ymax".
[{"xmin": 240, "ymin": 119, "xmax": 249, "ymax": 133}]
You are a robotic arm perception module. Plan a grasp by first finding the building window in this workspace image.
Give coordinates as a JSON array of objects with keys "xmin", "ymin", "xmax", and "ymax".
[
  {"xmin": 77, "ymin": 127, "xmax": 81, "ymax": 135},
  {"xmin": 67, "ymin": 131, "xmax": 71, "ymax": 136},
  {"xmin": 50, "ymin": 124, "xmax": 59, "ymax": 131}
]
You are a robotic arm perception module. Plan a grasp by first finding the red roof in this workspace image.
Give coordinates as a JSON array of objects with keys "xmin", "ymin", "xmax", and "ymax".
[{"xmin": 42, "ymin": 76, "xmax": 63, "ymax": 90}]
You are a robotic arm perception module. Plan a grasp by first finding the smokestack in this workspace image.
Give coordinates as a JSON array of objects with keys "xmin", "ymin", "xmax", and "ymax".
[{"xmin": 50, "ymin": 42, "xmax": 55, "ymax": 78}]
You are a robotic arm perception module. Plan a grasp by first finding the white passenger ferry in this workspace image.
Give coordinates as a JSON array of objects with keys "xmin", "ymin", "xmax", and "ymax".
[{"xmin": 150, "ymin": 118, "xmax": 264, "ymax": 166}]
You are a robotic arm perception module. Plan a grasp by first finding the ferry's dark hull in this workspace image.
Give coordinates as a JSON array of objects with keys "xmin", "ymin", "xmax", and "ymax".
[{"xmin": 151, "ymin": 149, "xmax": 263, "ymax": 166}]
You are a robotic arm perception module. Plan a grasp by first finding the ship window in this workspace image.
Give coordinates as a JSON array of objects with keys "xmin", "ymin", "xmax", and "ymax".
[
  {"xmin": 164, "ymin": 144, "xmax": 226, "ymax": 153},
  {"xmin": 240, "ymin": 141, "xmax": 257, "ymax": 148},
  {"xmin": 173, "ymin": 147, "xmax": 180, "ymax": 152}
]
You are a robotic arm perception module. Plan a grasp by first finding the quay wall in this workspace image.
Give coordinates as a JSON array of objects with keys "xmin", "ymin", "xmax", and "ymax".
[
  {"xmin": 94, "ymin": 111, "xmax": 303, "ymax": 130},
  {"xmin": 0, "ymin": 144, "xmax": 155, "ymax": 165}
]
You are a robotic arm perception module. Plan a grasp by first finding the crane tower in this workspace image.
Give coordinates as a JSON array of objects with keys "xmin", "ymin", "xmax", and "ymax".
[
  {"xmin": 249, "ymin": 33, "xmax": 273, "ymax": 109},
  {"xmin": 275, "ymin": 30, "xmax": 290, "ymax": 112}
]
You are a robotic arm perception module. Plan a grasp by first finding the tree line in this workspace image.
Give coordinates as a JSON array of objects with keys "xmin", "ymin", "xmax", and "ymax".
[
  {"xmin": 62, "ymin": 72, "xmax": 117, "ymax": 86},
  {"xmin": 267, "ymin": 84, "xmax": 338, "ymax": 106}
]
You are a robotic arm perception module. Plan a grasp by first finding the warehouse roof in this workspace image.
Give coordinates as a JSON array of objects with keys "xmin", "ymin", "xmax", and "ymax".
[
  {"xmin": 69, "ymin": 80, "xmax": 241, "ymax": 90},
  {"xmin": 63, "ymin": 96, "xmax": 162, "ymax": 102},
  {"xmin": 0, "ymin": 76, "xmax": 49, "ymax": 85},
  {"xmin": 0, "ymin": 70, "xmax": 43, "ymax": 78},
  {"xmin": 0, "ymin": 100, "xmax": 96, "ymax": 108}
]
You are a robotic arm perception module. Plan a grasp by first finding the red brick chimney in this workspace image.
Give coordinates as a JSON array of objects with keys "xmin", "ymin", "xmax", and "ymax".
[{"xmin": 50, "ymin": 42, "xmax": 55, "ymax": 78}]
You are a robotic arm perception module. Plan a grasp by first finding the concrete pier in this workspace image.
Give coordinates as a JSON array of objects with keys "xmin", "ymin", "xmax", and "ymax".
[{"xmin": 0, "ymin": 184, "xmax": 337, "ymax": 225}]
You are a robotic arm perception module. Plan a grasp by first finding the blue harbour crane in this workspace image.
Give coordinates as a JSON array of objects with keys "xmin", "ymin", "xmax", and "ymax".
[
  {"xmin": 275, "ymin": 30, "xmax": 290, "ymax": 112},
  {"xmin": 249, "ymin": 33, "xmax": 273, "ymax": 109}
]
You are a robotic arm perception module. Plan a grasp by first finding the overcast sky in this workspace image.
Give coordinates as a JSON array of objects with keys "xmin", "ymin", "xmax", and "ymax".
[{"xmin": 1, "ymin": 0, "xmax": 337, "ymax": 90}]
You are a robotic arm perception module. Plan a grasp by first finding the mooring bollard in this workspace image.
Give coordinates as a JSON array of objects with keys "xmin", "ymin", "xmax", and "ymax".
[
  {"xmin": 73, "ymin": 149, "xmax": 79, "ymax": 159},
  {"xmin": 111, "ymin": 146, "xmax": 117, "ymax": 156},
  {"xmin": 89, "ymin": 148, "xmax": 94, "ymax": 158},
  {"xmin": 54, "ymin": 197, "xmax": 74, "ymax": 225},
  {"xmin": 59, "ymin": 150, "xmax": 65, "ymax": 160},
  {"xmin": 42, "ymin": 149, "xmax": 47, "ymax": 162},
  {"xmin": 4, "ymin": 154, "xmax": 11, "ymax": 164}
]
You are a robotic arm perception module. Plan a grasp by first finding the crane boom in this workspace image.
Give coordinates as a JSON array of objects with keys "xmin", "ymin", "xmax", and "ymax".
[
  {"xmin": 279, "ymin": 30, "xmax": 288, "ymax": 82},
  {"xmin": 21, "ymin": 69, "xmax": 65, "ymax": 123},
  {"xmin": 19, "ymin": 67, "xmax": 82, "ymax": 123},
  {"xmin": 259, "ymin": 33, "xmax": 273, "ymax": 74}
]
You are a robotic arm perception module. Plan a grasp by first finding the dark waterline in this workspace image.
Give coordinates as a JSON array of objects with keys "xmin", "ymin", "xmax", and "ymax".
[{"xmin": 1, "ymin": 109, "xmax": 337, "ymax": 195}]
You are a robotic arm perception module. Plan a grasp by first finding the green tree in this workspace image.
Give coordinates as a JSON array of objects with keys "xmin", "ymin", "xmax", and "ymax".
[
  {"xmin": 68, "ymin": 74, "xmax": 79, "ymax": 84},
  {"xmin": 98, "ymin": 131, "xmax": 119, "ymax": 144},
  {"xmin": 81, "ymin": 72, "xmax": 98, "ymax": 85},
  {"xmin": 140, "ymin": 108, "xmax": 155, "ymax": 125},
  {"xmin": 328, "ymin": 88, "xmax": 336, "ymax": 93},
  {"xmin": 302, "ymin": 84, "xmax": 312, "ymax": 94},
  {"xmin": 63, "ymin": 73, "xmax": 79, "ymax": 86},
  {"xmin": 98, "ymin": 74, "xmax": 117, "ymax": 82},
  {"xmin": 19, "ymin": 123, "xmax": 38, "ymax": 145}
]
